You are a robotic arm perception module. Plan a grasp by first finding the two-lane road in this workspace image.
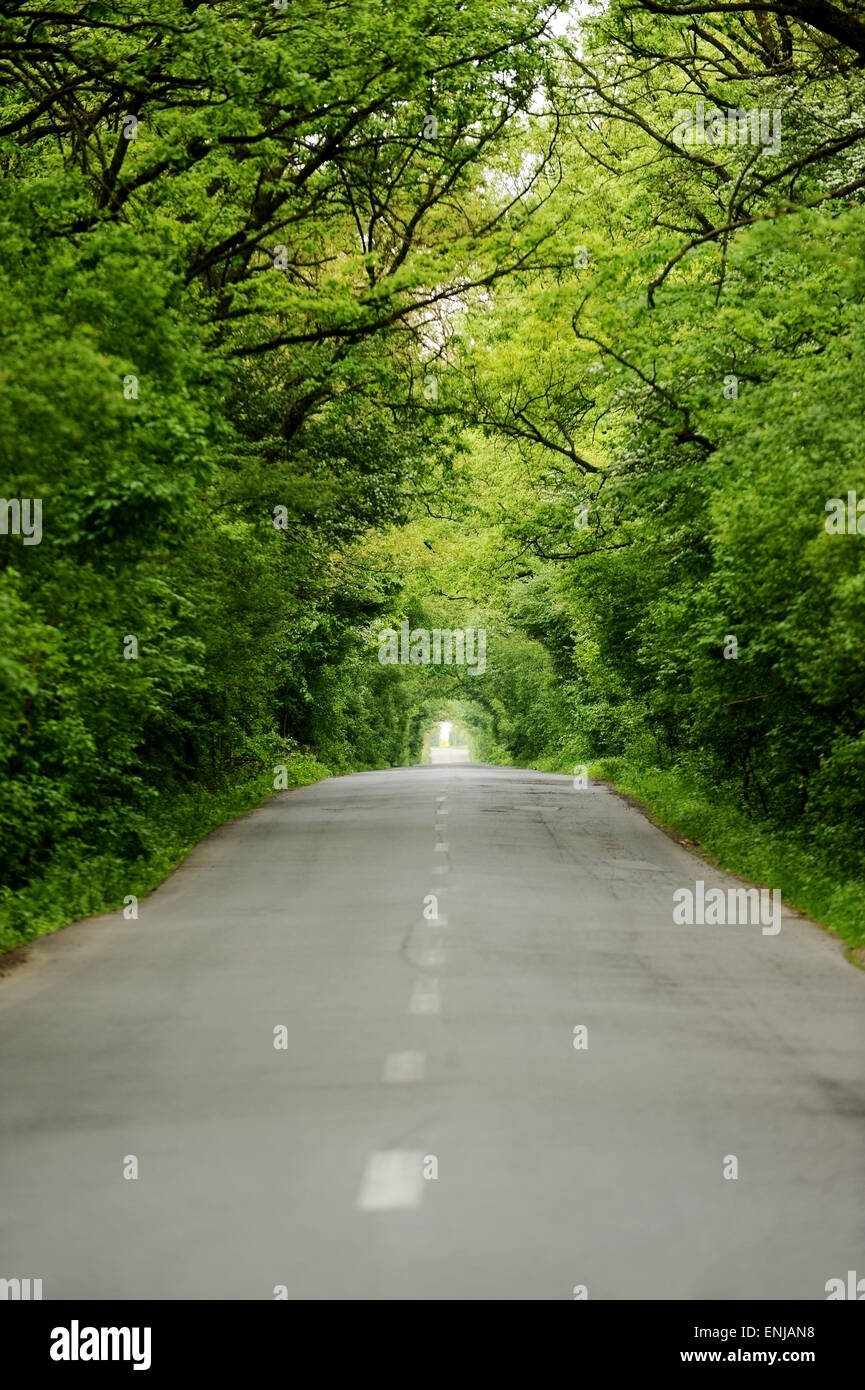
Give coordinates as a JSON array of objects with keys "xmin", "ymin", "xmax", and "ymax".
[{"xmin": 1, "ymin": 765, "xmax": 862, "ymax": 1299}]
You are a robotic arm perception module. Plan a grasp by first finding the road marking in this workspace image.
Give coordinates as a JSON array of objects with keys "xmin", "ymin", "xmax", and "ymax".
[
  {"xmin": 431, "ymin": 864, "xmax": 448, "ymax": 875},
  {"xmin": 436, "ymin": 795, "xmax": 447, "ymax": 804},
  {"xmin": 436, "ymin": 808, "xmax": 449, "ymax": 816},
  {"xmin": 409, "ymin": 978, "xmax": 440, "ymax": 1014},
  {"xmin": 356, "ymin": 1151, "xmax": 424, "ymax": 1211},
  {"xmin": 382, "ymin": 1050, "xmax": 425, "ymax": 1083},
  {"xmin": 435, "ymin": 841, "xmax": 449, "ymax": 852},
  {"xmin": 420, "ymin": 945, "xmax": 445, "ymax": 968}
]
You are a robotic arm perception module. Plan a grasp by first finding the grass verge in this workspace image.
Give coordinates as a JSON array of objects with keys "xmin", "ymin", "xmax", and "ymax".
[
  {"xmin": 585, "ymin": 758, "xmax": 865, "ymax": 955},
  {"xmin": 0, "ymin": 750, "xmax": 332, "ymax": 957}
]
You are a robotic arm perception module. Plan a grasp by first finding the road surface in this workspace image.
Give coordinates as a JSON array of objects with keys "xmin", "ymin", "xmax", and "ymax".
[
  {"xmin": 1, "ymin": 765, "xmax": 863, "ymax": 1299},
  {"xmin": 429, "ymin": 746, "xmax": 469, "ymax": 763}
]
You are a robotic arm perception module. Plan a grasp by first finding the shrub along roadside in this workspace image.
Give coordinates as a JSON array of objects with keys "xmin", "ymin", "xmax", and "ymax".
[
  {"xmin": 6, "ymin": 741, "xmax": 862, "ymax": 963},
  {"xmin": 0, "ymin": 750, "xmax": 332, "ymax": 957},
  {"xmin": 523, "ymin": 751, "xmax": 865, "ymax": 957}
]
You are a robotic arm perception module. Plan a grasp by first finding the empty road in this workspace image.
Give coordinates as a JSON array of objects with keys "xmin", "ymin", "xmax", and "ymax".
[{"xmin": 1, "ymin": 765, "xmax": 863, "ymax": 1300}]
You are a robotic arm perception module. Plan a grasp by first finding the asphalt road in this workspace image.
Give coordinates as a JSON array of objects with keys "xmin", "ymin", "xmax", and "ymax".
[
  {"xmin": 429, "ymin": 746, "xmax": 469, "ymax": 763},
  {"xmin": 1, "ymin": 765, "xmax": 863, "ymax": 1300}
]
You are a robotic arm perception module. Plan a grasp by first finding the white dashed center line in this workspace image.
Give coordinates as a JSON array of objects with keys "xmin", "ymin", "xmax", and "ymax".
[
  {"xmin": 356, "ymin": 1151, "xmax": 424, "ymax": 1211},
  {"xmin": 419, "ymin": 944, "xmax": 445, "ymax": 968},
  {"xmin": 409, "ymin": 978, "xmax": 440, "ymax": 1014},
  {"xmin": 382, "ymin": 1050, "xmax": 426, "ymax": 1083}
]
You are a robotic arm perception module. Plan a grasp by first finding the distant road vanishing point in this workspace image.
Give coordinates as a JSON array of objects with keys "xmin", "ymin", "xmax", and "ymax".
[{"xmin": 429, "ymin": 746, "xmax": 470, "ymax": 764}]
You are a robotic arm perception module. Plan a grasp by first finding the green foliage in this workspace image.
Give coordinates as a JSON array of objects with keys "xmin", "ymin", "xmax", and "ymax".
[
  {"xmin": 2, "ymin": 0, "xmax": 864, "ymax": 953},
  {"xmin": 588, "ymin": 760, "xmax": 865, "ymax": 955},
  {"xmin": 389, "ymin": 3, "xmax": 865, "ymax": 943},
  {"xmin": 0, "ymin": 748, "xmax": 331, "ymax": 955},
  {"xmin": 0, "ymin": 0, "xmax": 556, "ymax": 948}
]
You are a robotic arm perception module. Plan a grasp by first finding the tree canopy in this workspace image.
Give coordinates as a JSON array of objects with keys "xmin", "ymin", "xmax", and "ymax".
[{"xmin": 1, "ymin": 0, "xmax": 863, "ymax": 949}]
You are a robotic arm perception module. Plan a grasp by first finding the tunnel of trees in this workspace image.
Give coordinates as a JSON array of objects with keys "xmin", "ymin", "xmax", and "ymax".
[{"xmin": 1, "ymin": 0, "xmax": 863, "ymax": 950}]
